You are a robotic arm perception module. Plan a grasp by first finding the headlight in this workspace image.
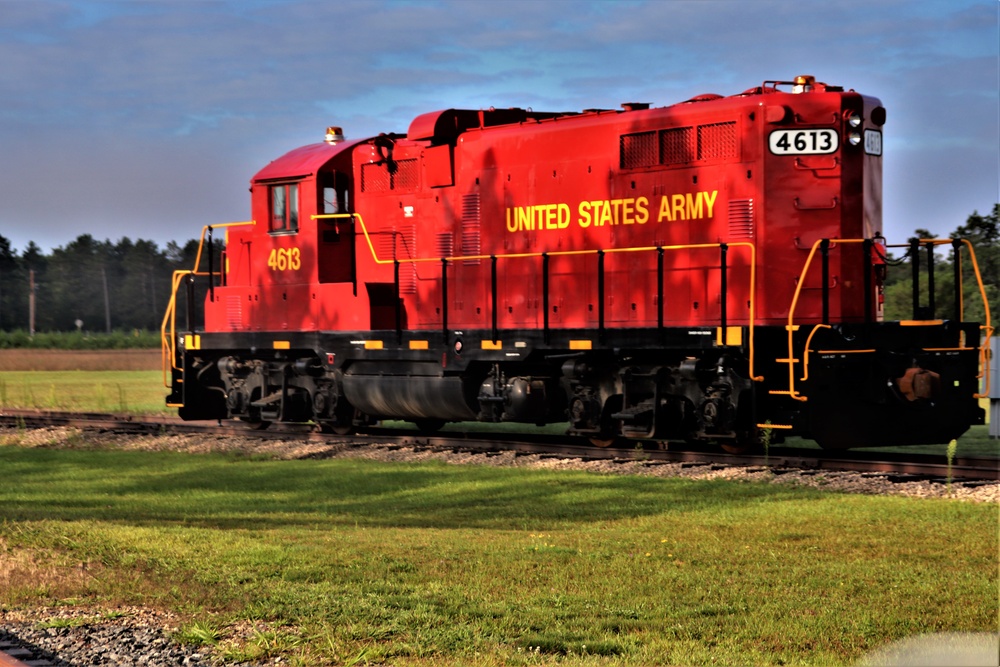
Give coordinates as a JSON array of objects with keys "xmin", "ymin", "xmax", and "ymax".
[
  {"xmin": 848, "ymin": 131, "xmax": 862, "ymax": 146},
  {"xmin": 846, "ymin": 111, "xmax": 862, "ymax": 128}
]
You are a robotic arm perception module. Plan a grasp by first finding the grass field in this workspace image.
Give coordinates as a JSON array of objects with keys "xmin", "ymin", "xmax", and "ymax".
[
  {"xmin": 0, "ymin": 371, "xmax": 168, "ymax": 415},
  {"xmin": 0, "ymin": 442, "xmax": 996, "ymax": 666},
  {"xmin": 0, "ymin": 349, "xmax": 168, "ymax": 415}
]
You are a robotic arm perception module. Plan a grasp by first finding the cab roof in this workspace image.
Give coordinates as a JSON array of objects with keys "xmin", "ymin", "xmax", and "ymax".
[{"xmin": 252, "ymin": 139, "xmax": 363, "ymax": 183}]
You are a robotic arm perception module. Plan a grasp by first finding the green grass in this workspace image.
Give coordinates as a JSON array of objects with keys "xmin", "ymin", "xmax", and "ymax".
[
  {"xmin": 389, "ymin": 420, "xmax": 999, "ymax": 459},
  {"xmin": 0, "ymin": 371, "xmax": 169, "ymax": 415},
  {"xmin": 787, "ymin": 425, "xmax": 999, "ymax": 458},
  {"xmin": 0, "ymin": 443, "xmax": 996, "ymax": 666}
]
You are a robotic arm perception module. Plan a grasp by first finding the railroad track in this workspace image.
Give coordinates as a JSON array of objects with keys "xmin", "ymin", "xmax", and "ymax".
[
  {"xmin": 0, "ymin": 633, "xmax": 63, "ymax": 667},
  {"xmin": 1, "ymin": 616, "xmax": 211, "ymax": 667},
  {"xmin": 1, "ymin": 408, "xmax": 997, "ymax": 483}
]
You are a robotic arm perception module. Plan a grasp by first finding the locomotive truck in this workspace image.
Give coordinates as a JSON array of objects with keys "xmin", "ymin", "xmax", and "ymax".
[{"xmin": 163, "ymin": 75, "xmax": 992, "ymax": 449}]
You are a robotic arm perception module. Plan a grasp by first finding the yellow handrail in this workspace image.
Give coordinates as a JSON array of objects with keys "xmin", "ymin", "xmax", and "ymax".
[
  {"xmin": 782, "ymin": 239, "xmax": 867, "ymax": 401},
  {"xmin": 314, "ymin": 213, "xmax": 762, "ymax": 380},
  {"xmin": 958, "ymin": 239, "xmax": 993, "ymax": 398},
  {"xmin": 783, "ymin": 237, "xmax": 993, "ymax": 401},
  {"xmin": 799, "ymin": 324, "xmax": 831, "ymax": 381},
  {"xmin": 161, "ymin": 221, "xmax": 255, "ymax": 386},
  {"xmin": 165, "ymin": 217, "xmax": 991, "ymax": 404}
]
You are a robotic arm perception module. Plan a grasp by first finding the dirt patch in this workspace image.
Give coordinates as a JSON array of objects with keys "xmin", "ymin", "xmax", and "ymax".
[
  {"xmin": 0, "ymin": 537, "xmax": 100, "ymax": 604},
  {"xmin": 0, "ymin": 349, "xmax": 160, "ymax": 371}
]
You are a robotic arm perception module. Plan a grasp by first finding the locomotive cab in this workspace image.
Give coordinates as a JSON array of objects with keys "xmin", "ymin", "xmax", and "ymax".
[{"xmin": 213, "ymin": 136, "xmax": 364, "ymax": 332}]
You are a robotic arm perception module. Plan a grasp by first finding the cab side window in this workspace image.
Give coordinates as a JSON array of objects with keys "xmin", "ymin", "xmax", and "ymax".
[
  {"xmin": 322, "ymin": 186, "xmax": 339, "ymax": 214},
  {"xmin": 270, "ymin": 183, "xmax": 299, "ymax": 233},
  {"xmin": 320, "ymin": 171, "xmax": 350, "ymax": 215}
]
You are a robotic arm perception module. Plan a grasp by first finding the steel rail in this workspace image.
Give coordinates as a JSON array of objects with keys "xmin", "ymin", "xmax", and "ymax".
[
  {"xmin": 1, "ymin": 410, "xmax": 997, "ymax": 482},
  {"xmin": 0, "ymin": 636, "xmax": 59, "ymax": 667}
]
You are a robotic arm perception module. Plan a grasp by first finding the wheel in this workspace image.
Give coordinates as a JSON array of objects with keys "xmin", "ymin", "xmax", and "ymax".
[
  {"xmin": 720, "ymin": 427, "xmax": 759, "ymax": 454},
  {"xmin": 587, "ymin": 395, "xmax": 623, "ymax": 448},
  {"xmin": 721, "ymin": 411, "xmax": 759, "ymax": 454},
  {"xmin": 318, "ymin": 401, "xmax": 358, "ymax": 435},
  {"xmin": 720, "ymin": 441, "xmax": 751, "ymax": 454},
  {"xmin": 318, "ymin": 420, "xmax": 354, "ymax": 435}
]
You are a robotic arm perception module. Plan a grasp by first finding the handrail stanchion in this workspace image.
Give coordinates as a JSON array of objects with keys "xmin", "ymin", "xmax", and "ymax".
[
  {"xmin": 441, "ymin": 258, "xmax": 448, "ymax": 337},
  {"xmin": 952, "ymin": 239, "xmax": 963, "ymax": 322},
  {"xmin": 597, "ymin": 250, "xmax": 606, "ymax": 343},
  {"xmin": 925, "ymin": 240, "xmax": 936, "ymax": 318},
  {"xmin": 185, "ymin": 274, "xmax": 195, "ymax": 334},
  {"xmin": 719, "ymin": 243, "xmax": 728, "ymax": 344},
  {"xmin": 657, "ymin": 247, "xmax": 664, "ymax": 333},
  {"xmin": 542, "ymin": 253, "xmax": 550, "ymax": 345},
  {"xmin": 862, "ymin": 239, "xmax": 873, "ymax": 324},
  {"xmin": 820, "ymin": 239, "xmax": 830, "ymax": 325},
  {"xmin": 207, "ymin": 226, "xmax": 215, "ymax": 304},
  {"xmin": 491, "ymin": 255, "xmax": 498, "ymax": 343},
  {"xmin": 394, "ymin": 259, "xmax": 401, "ymax": 344}
]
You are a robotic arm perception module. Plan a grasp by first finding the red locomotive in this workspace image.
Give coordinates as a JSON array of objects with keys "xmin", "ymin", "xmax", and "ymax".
[{"xmin": 163, "ymin": 75, "xmax": 992, "ymax": 449}]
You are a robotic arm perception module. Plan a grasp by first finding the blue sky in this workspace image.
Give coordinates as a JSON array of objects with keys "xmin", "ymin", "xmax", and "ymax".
[{"xmin": 0, "ymin": 0, "xmax": 997, "ymax": 252}]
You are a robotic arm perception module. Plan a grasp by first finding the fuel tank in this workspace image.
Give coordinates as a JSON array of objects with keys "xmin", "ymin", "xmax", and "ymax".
[{"xmin": 341, "ymin": 372, "xmax": 478, "ymax": 421}]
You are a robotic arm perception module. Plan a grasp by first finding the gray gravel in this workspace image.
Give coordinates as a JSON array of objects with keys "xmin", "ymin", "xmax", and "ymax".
[{"xmin": 1, "ymin": 607, "xmax": 215, "ymax": 666}]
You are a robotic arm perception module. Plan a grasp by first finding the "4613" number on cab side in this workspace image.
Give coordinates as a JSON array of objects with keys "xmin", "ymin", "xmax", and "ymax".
[{"xmin": 267, "ymin": 247, "xmax": 301, "ymax": 271}]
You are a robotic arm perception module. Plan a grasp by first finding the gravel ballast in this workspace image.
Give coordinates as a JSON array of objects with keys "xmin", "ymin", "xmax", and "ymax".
[{"xmin": 0, "ymin": 607, "xmax": 214, "ymax": 666}]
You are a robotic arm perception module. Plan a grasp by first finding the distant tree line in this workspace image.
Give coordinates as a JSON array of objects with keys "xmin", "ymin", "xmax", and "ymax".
[
  {"xmin": 0, "ymin": 204, "xmax": 995, "ymax": 334},
  {"xmin": 0, "ymin": 234, "xmax": 218, "ymax": 334}
]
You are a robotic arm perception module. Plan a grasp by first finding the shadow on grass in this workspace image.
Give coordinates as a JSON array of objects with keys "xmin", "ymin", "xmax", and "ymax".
[{"xmin": 0, "ymin": 447, "xmax": 822, "ymax": 530}]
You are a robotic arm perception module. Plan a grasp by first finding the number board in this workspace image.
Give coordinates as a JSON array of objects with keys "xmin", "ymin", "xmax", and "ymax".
[
  {"xmin": 863, "ymin": 130, "xmax": 882, "ymax": 156},
  {"xmin": 768, "ymin": 129, "xmax": 839, "ymax": 155}
]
